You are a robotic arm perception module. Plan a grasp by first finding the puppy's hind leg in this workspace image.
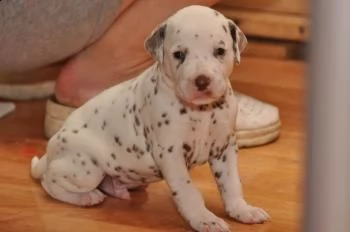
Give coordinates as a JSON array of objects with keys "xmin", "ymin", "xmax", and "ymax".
[
  {"xmin": 41, "ymin": 157, "xmax": 106, "ymax": 207},
  {"xmin": 99, "ymin": 175, "xmax": 131, "ymax": 200}
]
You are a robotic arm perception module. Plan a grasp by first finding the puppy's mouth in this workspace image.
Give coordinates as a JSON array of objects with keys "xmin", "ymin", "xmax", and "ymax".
[
  {"xmin": 192, "ymin": 90, "xmax": 214, "ymax": 99},
  {"xmin": 175, "ymin": 78, "xmax": 227, "ymax": 105},
  {"xmin": 186, "ymin": 89, "xmax": 225, "ymax": 105}
]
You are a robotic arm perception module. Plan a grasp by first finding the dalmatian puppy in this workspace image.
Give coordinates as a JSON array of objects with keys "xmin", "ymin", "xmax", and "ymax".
[{"xmin": 31, "ymin": 5, "xmax": 269, "ymax": 232}]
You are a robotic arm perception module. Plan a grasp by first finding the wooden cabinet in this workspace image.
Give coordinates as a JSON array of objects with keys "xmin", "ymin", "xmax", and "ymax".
[{"xmin": 213, "ymin": 0, "xmax": 309, "ymax": 60}]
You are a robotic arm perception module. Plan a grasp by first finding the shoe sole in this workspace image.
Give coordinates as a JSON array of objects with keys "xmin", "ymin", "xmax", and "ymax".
[
  {"xmin": 44, "ymin": 97, "xmax": 281, "ymax": 148},
  {"xmin": 236, "ymin": 120, "xmax": 281, "ymax": 148}
]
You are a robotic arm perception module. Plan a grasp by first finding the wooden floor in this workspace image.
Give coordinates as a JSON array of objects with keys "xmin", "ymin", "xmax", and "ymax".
[{"xmin": 0, "ymin": 57, "xmax": 306, "ymax": 232}]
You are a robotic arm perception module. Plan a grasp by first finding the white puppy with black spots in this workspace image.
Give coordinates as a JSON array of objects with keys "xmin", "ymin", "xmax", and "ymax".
[{"xmin": 31, "ymin": 5, "xmax": 269, "ymax": 232}]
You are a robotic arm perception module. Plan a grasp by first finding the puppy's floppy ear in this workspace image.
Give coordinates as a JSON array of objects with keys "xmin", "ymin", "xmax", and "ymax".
[
  {"xmin": 228, "ymin": 20, "xmax": 247, "ymax": 65},
  {"xmin": 144, "ymin": 23, "xmax": 167, "ymax": 63}
]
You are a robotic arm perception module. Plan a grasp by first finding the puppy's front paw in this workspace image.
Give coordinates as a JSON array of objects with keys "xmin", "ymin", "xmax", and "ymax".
[
  {"xmin": 188, "ymin": 210, "xmax": 230, "ymax": 232},
  {"xmin": 226, "ymin": 198, "xmax": 270, "ymax": 224}
]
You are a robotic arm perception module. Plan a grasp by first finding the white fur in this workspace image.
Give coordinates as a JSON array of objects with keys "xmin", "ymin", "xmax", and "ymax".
[{"xmin": 31, "ymin": 5, "xmax": 268, "ymax": 232}]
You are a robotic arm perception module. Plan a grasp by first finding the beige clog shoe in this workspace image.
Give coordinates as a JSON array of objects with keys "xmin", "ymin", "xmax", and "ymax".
[{"xmin": 234, "ymin": 92, "xmax": 280, "ymax": 148}]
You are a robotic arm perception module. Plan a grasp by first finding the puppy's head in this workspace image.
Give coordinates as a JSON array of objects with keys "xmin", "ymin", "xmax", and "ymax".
[{"xmin": 145, "ymin": 5, "xmax": 247, "ymax": 105}]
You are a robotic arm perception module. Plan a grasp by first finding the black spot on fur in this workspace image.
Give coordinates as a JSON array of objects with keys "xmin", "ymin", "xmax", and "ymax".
[
  {"xmin": 198, "ymin": 105, "xmax": 207, "ymax": 111},
  {"xmin": 183, "ymin": 143, "xmax": 192, "ymax": 152},
  {"xmin": 111, "ymin": 153, "xmax": 116, "ymax": 160},
  {"xmin": 135, "ymin": 115, "xmax": 140, "ymax": 126},
  {"xmin": 126, "ymin": 147, "xmax": 132, "ymax": 153},
  {"xmin": 76, "ymin": 153, "xmax": 81, "ymax": 157},
  {"xmin": 222, "ymin": 25, "xmax": 228, "ymax": 33},
  {"xmin": 192, "ymin": 127, "xmax": 196, "ymax": 131},
  {"xmin": 63, "ymin": 175, "xmax": 68, "ymax": 179},
  {"xmin": 154, "ymin": 87, "xmax": 158, "ymax": 95},
  {"xmin": 159, "ymin": 153, "xmax": 163, "ymax": 159},
  {"xmin": 214, "ymin": 10, "xmax": 219, "ymax": 16},
  {"xmin": 52, "ymin": 179, "xmax": 56, "ymax": 183},
  {"xmin": 81, "ymin": 161, "xmax": 86, "ymax": 166},
  {"xmin": 162, "ymin": 113, "xmax": 167, "ymax": 118},
  {"xmin": 83, "ymin": 123, "xmax": 88, "ymax": 128},
  {"xmin": 213, "ymin": 98, "xmax": 226, "ymax": 109},
  {"xmin": 176, "ymin": 29, "xmax": 180, "ymax": 34},
  {"xmin": 102, "ymin": 120, "xmax": 107, "ymax": 130},
  {"xmin": 195, "ymin": 34, "xmax": 199, "ymax": 38},
  {"xmin": 158, "ymin": 122, "xmax": 162, "ymax": 128},
  {"xmin": 172, "ymin": 191, "xmax": 178, "ymax": 196},
  {"xmin": 115, "ymin": 166, "xmax": 122, "ymax": 172},
  {"xmin": 91, "ymin": 158, "xmax": 98, "ymax": 166},
  {"xmin": 86, "ymin": 171, "xmax": 91, "ymax": 175},
  {"xmin": 132, "ymin": 104, "xmax": 136, "ymax": 112},
  {"xmin": 132, "ymin": 144, "xmax": 139, "ymax": 152},
  {"xmin": 222, "ymin": 154, "xmax": 227, "ymax": 162},
  {"xmin": 72, "ymin": 129, "xmax": 79, "ymax": 134},
  {"xmin": 180, "ymin": 108, "xmax": 187, "ymax": 114},
  {"xmin": 123, "ymin": 113, "xmax": 126, "ymax": 118},
  {"xmin": 214, "ymin": 171, "xmax": 222, "ymax": 179},
  {"xmin": 168, "ymin": 146, "xmax": 174, "ymax": 153},
  {"xmin": 143, "ymin": 127, "xmax": 148, "ymax": 138},
  {"xmin": 133, "ymin": 123, "xmax": 138, "ymax": 136},
  {"xmin": 107, "ymin": 162, "xmax": 111, "ymax": 168},
  {"xmin": 186, "ymin": 180, "xmax": 191, "ymax": 184},
  {"xmin": 209, "ymin": 149, "xmax": 214, "ymax": 157},
  {"xmin": 221, "ymin": 144, "xmax": 229, "ymax": 153},
  {"xmin": 164, "ymin": 120, "xmax": 170, "ymax": 125},
  {"xmin": 94, "ymin": 109, "xmax": 98, "ymax": 114},
  {"xmin": 62, "ymin": 137, "xmax": 67, "ymax": 143},
  {"xmin": 213, "ymin": 119, "xmax": 217, "ymax": 124},
  {"xmin": 114, "ymin": 136, "xmax": 122, "ymax": 146}
]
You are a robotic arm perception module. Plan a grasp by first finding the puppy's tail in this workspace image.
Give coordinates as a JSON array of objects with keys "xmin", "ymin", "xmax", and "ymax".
[{"xmin": 31, "ymin": 154, "xmax": 48, "ymax": 179}]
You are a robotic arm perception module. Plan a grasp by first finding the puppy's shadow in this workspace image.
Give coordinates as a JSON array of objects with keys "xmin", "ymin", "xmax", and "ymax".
[{"xmin": 100, "ymin": 186, "xmax": 188, "ymax": 230}]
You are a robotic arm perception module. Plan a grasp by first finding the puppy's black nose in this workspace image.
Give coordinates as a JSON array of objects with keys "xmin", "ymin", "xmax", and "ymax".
[{"xmin": 194, "ymin": 75, "xmax": 211, "ymax": 91}]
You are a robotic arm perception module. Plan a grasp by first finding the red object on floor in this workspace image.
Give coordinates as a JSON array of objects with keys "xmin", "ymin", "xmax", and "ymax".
[{"xmin": 22, "ymin": 144, "xmax": 40, "ymax": 157}]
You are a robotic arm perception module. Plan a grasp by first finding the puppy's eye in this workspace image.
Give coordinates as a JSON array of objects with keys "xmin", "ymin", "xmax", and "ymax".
[
  {"xmin": 214, "ymin": 48, "xmax": 226, "ymax": 57},
  {"xmin": 173, "ymin": 51, "xmax": 186, "ymax": 60}
]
